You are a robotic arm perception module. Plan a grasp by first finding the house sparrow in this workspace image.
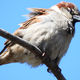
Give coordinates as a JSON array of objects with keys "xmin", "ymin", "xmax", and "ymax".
[{"xmin": 0, "ymin": 1, "xmax": 80, "ymax": 67}]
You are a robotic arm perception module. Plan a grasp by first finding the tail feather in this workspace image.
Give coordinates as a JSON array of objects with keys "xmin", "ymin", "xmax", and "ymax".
[{"xmin": 0, "ymin": 50, "xmax": 17, "ymax": 65}]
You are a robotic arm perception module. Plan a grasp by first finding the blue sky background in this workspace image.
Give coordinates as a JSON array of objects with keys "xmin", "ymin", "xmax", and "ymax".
[{"xmin": 0, "ymin": 0, "xmax": 80, "ymax": 80}]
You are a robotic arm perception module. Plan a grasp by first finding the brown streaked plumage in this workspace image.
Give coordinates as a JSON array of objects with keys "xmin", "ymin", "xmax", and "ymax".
[
  {"xmin": 1, "ymin": 8, "xmax": 50, "ymax": 54},
  {"xmin": 0, "ymin": 1, "xmax": 80, "ymax": 67}
]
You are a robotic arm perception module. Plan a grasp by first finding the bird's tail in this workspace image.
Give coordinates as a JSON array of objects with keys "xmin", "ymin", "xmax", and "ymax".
[{"xmin": 0, "ymin": 50, "xmax": 17, "ymax": 65}]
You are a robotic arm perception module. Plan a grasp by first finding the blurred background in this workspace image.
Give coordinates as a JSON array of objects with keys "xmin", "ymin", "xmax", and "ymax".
[{"xmin": 0, "ymin": 0, "xmax": 80, "ymax": 80}]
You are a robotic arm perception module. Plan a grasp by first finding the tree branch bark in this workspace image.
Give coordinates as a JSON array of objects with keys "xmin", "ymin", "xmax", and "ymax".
[{"xmin": 0, "ymin": 28, "xmax": 66, "ymax": 80}]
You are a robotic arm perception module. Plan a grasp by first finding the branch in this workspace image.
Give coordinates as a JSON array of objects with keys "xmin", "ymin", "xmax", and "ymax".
[{"xmin": 0, "ymin": 28, "xmax": 66, "ymax": 80}]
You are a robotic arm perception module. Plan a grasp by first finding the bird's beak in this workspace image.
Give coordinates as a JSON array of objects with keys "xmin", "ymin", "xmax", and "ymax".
[{"xmin": 73, "ymin": 14, "xmax": 80, "ymax": 22}]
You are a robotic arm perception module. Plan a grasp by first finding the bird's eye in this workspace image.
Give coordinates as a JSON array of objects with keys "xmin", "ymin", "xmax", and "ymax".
[
  {"xmin": 68, "ymin": 7, "xmax": 71, "ymax": 11},
  {"xmin": 68, "ymin": 7, "xmax": 75, "ymax": 15}
]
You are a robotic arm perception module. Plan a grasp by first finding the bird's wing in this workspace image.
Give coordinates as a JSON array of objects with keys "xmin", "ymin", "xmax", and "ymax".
[{"xmin": 0, "ymin": 8, "xmax": 49, "ymax": 54}]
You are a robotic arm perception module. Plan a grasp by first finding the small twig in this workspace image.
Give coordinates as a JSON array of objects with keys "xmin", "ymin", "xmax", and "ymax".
[{"xmin": 0, "ymin": 28, "xmax": 66, "ymax": 80}]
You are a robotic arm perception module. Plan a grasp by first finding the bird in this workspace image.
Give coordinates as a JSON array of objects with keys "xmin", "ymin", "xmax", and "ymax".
[{"xmin": 0, "ymin": 1, "xmax": 80, "ymax": 67}]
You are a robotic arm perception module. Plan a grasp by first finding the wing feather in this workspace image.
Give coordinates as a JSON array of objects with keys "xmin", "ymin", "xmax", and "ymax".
[{"xmin": 0, "ymin": 8, "xmax": 48, "ymax": 54}]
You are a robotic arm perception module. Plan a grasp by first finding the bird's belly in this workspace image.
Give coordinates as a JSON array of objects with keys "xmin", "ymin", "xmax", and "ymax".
[
  {"xmin": 11, "ymin": 31, "xmax": 72, "ymax": 67},
  {"xmin": 47, "ymin": 33, "xmax": 72, "ymax": 64}
]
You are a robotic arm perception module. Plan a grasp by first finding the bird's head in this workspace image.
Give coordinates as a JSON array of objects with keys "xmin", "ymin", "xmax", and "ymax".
[{"xmin": 50, "ymin": 1, "xmax": 80, "ymax": 23}]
